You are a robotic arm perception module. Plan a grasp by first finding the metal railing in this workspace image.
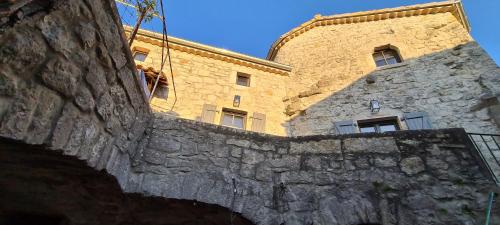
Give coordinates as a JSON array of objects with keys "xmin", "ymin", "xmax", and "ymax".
[{"xmin": 468, "ymin": 133, "xmax": 500, "ymax": 184}]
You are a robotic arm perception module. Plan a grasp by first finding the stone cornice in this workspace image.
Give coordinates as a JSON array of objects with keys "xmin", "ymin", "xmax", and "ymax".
[
  {"xmin": 124, "ymin": 26, "xmax": 292, "ymax": 76},
  {"xmin": 266, "ymin": 0, "xmax": 471, "ymax": 60}
]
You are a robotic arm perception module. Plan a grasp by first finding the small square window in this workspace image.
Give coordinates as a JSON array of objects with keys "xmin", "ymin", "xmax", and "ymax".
[
  {"xmin": 133, "ymin": 51, "xmax": 148, "ymax": 62},
  {"xmin": 236, "ymin": 72, "xmax": 250, "ymax": 87},
  {"xmin": 221, "ymin": 109, "xmax": 247, "ymax": 129}
]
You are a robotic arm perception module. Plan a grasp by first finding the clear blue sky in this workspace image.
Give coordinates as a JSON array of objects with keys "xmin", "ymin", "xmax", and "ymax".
[{"xmin": 121, "ymin": 0, "xmax": 499, "ymax": 64}]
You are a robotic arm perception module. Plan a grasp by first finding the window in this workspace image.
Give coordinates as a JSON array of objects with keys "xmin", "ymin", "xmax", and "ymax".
[
  {"xmin": 358, "ymin": 117, "xmax": 400, "ymax": 133},
  {"xmin": 133, "ymin": 51, "xmax": 148, "ymax": 62},
  {"xmin": 373, "ymin": 46, "xmax": 402, "ymax": 67},
  {"xmin": 137, "ymin": 68, "xmax": 168, "ymax": 99},
  {"xmin": 236, "ymin": 72, "xmax": 250, "ymax": 86},
  {"xmin": 221, "ymin": 109, "xmax": 247, "ymax": 129}
]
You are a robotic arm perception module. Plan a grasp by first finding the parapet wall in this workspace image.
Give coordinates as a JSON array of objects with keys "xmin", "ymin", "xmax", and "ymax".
[
  {"xmin": 0, "ymin": 0, "xmax": 150, "ymax": 186},
  {"xmin": 132, "ymin": 114, "xmax": 499, "ymax": 225}
]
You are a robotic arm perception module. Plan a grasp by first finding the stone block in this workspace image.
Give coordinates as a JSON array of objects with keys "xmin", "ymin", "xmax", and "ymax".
[
  {"xmin": 96, "ymin": 92, "xmax": 114, "ymax": 121},
  {"xmin": 87, "ymin": 132, "xmax": 113, "ymax": 167},
  {"xmin": 374, "ymin": 157, "xmax": 398, "ymax": 167},
  {"xmin": 0, "ymin": 85, "xmax": 41, "ymax": 140},
  {"xmin": 64, "ymin": 116, "xmax": 92, "ymax": 156},
  {"xmin": 250, "ymin": 142, "xmax": 275, "ymax": 151},
  {"xmin": 242, "ymin": 150, "xmax": 265, "ymax": 164},
  {"xmin": 40, "ymin": 57, "xmax": 81, "ymax": 97},
  {"xmin": 0, "ymin": 26, "xmax": 47, "ymax": 75},
  {"xmin": 85, "ymin": 60, "xmax": 108, "ymax": 98},
  {"xmin": 76, "ymin": 22, "xmax": 96, "ymax": 49},
  {"xmin": 227, "ymin": 138, "xmax": 251, "ymax": 148},
  {"xmin": 401, "ymin": 156, "xmax": 425, "ymax": 175},
  {"xmin": 143, "ymin": 148, "xmax": 166, "ymax": 165},
  {"xmin": 0, "ymin": 71, "xmax": 17, "ymax": 96},
  {"xmin": 290, "ymin": 139, "xmax": 341, "ymax": 154},
  {"xmin": 50, "ymin": 103, "xmax": 80, "ymax": 150},
  {"xmin": 117, "ymin": 67, "xmax": 144, "ymax": 109},
  {"xmin": 74, "ymin": 85, "xmax": 95, "ymax": 112},
  {"xmin": 25, "ymin": 87, "xmax": 63, "ymax": 144},
  {"xmin": 37, "ymin": 12, "xmax": 76, "ymax": 57},
  {"xmin": 344, "ymin": 137, "xmax": 399, "ymax": 154}
]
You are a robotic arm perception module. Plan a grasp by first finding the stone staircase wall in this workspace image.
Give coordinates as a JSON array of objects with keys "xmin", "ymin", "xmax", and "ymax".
[{"xmin": 0, "ymin": 0, "xmax": 151, "ymax": 187}]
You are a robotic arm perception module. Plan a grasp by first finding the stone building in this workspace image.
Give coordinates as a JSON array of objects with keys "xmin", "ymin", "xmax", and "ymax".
[
  {"xmin": 129, "ymin": 0, "xmax": 500, "ymax": 137},
  {"xmin": 0, "ymin": 0, "xmax": 499, "ymax": 225}
]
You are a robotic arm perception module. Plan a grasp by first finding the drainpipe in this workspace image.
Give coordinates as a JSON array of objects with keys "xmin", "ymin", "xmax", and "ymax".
[{"xmin": 484, "ymin": 192, "xmax": 495, "ymax": 225}]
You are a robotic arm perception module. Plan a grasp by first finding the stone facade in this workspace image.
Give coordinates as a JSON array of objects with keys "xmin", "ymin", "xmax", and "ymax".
[
  {"xmin": 126, "ymin": 1, "xmax": 500, "ymax": 137},
  {"xmin": 129, "ymin": 28, "xmax": 291, "ymax": 135},
  {"xmin": 270, "ymin": 3, "xmax": 500, "ymax": 136}
]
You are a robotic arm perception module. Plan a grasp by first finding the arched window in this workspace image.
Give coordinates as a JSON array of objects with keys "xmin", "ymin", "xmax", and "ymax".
[{"xmin": 373, "ymin": 45, "xmax": 402, "ymax": 67}]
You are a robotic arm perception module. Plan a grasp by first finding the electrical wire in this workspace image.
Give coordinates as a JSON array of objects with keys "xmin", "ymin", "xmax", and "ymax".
[{"xmin": 149, "ymin": 0, "xmax": 177, "ymax": 112}]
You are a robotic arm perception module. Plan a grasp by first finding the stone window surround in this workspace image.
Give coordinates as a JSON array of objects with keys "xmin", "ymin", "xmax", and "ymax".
[
  {"xmin": 133, "ymin": 51, "xmax": 148, "ymax": 62},
  {"xmin": 375, "ymin": 61, "xmax": 408, "ymax": 71},
  {"xmin": 354, "ymin": 115, "xmax": 406, "ymax": 133},
  {"xmin": 133, "ymin": 46, "xmax": 149, "ymax": 62},
  {"xmin": 358, "ymin": 116, "xmax": 401, "ymax": 133},
  {"xmin": 236, "ymin": 72, "xmax": 251, "ymax": 87}
]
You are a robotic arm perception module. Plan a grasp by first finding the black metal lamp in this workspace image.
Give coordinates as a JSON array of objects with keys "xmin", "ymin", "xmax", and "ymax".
[
  {"xmin": 233, "ymin": 95, "xmax": 241, "ymax": 107},
  {"xmin": 370, "ymin": 99, "xmax": 380, "ymax": 112}
]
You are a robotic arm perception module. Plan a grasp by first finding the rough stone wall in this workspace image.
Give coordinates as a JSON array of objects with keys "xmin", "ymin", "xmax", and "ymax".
[
  {"xmin": 0, "ymin": 0, "xmax": 151, "ymax": 187},
  {"xmin": 131, "ymin": 114, "xmax": 499, "ymax": 225},
  {"xmin": 272, "ymin": 12, "xmax": 500, "ymax": 135},
  {"xmin": 130, "ymin": 38, "xmax": 289, "ymax": 135}
]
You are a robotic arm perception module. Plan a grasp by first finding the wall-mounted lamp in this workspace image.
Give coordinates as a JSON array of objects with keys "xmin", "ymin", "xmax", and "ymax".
[
  {"xmin": 233, "ymin": 95, "xmax": 241, "ymax": 107},
  {"xmin": 370, "ymin": 99, "xmax": 380, "ymax": 113}
]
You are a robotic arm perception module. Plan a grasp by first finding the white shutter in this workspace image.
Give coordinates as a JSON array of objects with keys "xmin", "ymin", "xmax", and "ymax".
[
  {"xmin": 201, "ymin": 104, "xmax": 217, "ymax": 124},
  {"xmin": 403, "ymin": 112, "xmax": 432, "ymax": 130},
  {"xmin": 251, "ymin": 112, "xmax": 266, "ymax": 133},
  {"xmin": 334, "ymin": 120, "xmax": 357, "ymax": 134}
]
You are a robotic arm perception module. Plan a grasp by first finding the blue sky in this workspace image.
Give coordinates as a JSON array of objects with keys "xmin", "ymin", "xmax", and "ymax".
[{"xmin": 120, "ymin": 0, "xmax": 499, "ymax": 64}]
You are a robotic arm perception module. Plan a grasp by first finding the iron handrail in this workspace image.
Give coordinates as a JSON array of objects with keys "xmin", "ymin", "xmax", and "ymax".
[{"xmin": 468, "ymin": 133, "xmax": 500, "ymax": 184}]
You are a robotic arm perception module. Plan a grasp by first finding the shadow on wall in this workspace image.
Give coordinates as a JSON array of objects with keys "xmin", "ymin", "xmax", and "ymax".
[
  {"xmin": 0, "ymin": 137, "xmax": 255, "ymax": 225},
  {"xmin": 283, "ymin": 41, "xmax": 500, "ymax": 136}
]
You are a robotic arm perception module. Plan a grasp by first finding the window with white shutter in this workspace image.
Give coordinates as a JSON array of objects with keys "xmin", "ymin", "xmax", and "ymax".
[
  {"xmin": 334, "ymin": 120, "xmax": 357, "ymax": 134},
  {"xmin": 251, "ymin": 112, "xmax": 266, "ymax": 133},
  {"xmin": 403, "ymin": 112, "xmax": 432, "ymax": 130},
  {"xmin": 201, "ymin": 104, "xmax": 218, "ymax": 124}
]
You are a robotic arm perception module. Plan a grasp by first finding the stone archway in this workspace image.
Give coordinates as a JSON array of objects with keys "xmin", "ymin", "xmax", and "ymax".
[{"xmin": 0, "ymin": 138, "xmax": 255, "ymax": 225}]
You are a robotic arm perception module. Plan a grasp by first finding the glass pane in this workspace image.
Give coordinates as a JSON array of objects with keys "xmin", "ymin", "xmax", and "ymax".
[
  {"xmin": 134, "ymin": 52, "xmax": 147, "ymax": 62},
  {"xmin": 385, "ymin": 56, "xmax": 398, "ymax": 65},
  {"xmin": 360, "ymin": 126, "xmax": 376, "ymax": 133},
  {"xmin": 375, "ymin": 59, "xmax": 387, "ymax": 67},
  {"xmin": 233, "ymin": 116, "xmax": 245, "ymax": 129},
  {"xmin": 373, "ymin": 52, "xmax": 384, "ymax": 60},
  {"xmin": 236, "ymin": 76, "xmax": 249, "ymax": 86},
  {"xmin": 379, "ymin": 124, "xmax": 397, "ymax": 132},
  {"xmin": 222, "ymin": 114, "xmax": 233, "ymax": 127}
]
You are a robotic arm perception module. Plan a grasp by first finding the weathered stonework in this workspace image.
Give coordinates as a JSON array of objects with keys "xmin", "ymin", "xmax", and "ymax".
[
  {"xmin": 1, "ymin": 1, "xmax": 499, "ymax": 225},
  {"xmin": 126, "ymin": 1, "xmax": 500, "ymax": 137},
  {"xmin": 128, "ymin": 115, "xmax": 499, "ymax": 225},
  {"xmin": 128, "ymin": 28, "xmax": 291, "ymax": 135},
  {"xmin": 271, "ymin": 6, "xmax": 500, "ymax": 135},
  {"xmin": 0, "ymin": 0, "xmax": 151, "ymax": 188}
]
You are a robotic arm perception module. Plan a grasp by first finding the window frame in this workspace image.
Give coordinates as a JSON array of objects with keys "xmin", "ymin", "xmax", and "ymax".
[
  {"xmin": 373, "ymin": 45, "xmax": 402, "ymax": 67},
  {"xmin": 220, "ymin": 108, "xmax": 247, "ymax": 130},
  {"xmin": 236, "ymin": 72, "xmax": 251, "ymax": 87},
  {"xmin": 357, "ymin": 116, "xmax": 401, "ymax": 133},
  {"xmin": 133, "ymin": 51, "xmax": 148, "ymax": 62}
]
